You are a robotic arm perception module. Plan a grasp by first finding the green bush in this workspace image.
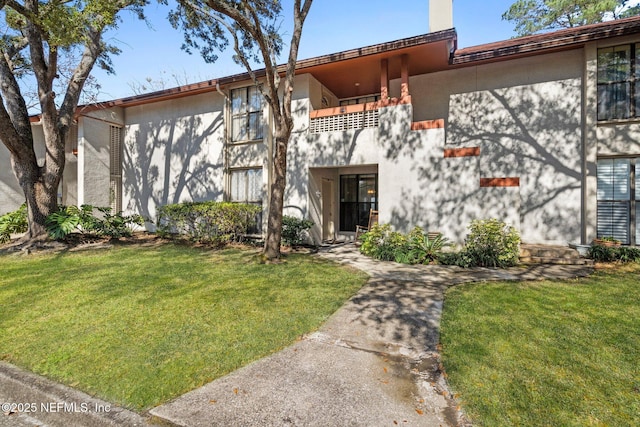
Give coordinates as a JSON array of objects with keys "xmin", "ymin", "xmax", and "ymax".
[
  {"xmin": 588, "ymin": 244, "xmax": 640, "ymax": 263},
  {"xmin": 46, "ymin": 205, "xmax": 144, "ymax": 240},
  {"xmin": 360, "ymin": 224, "xmax": 450, "ymax": 264},
  {"xmin": 281, "ymin": 216, "xmax": 314, "ymax": 246},
  {"xmin": 437, "ymin": 251, "xmax": 474, "ymax": 268},
  {"xmin": 156, "ymin": 201, "xmax": 261, "ymax": 244},
  {"xmin": 461, "ymin": 218, "xmax": 521, "ymax": 268},
  {"xmin": 360, "ymin": 224, "xmax": 406, "ymax": 262},
  {"xmin": 0, "ymin": 204, "xmax": 28, "ymax": 243},
  {"xmin": 404, "ymin": 227, "xmax": 451, "ymax": 264}
]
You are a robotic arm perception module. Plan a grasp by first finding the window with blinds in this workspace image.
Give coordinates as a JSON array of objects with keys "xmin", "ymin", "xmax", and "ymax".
[
  {"xmin": 109, "ymin": 125, "xmax": 123, "ymax": 213},
  {"xmin": 597, "ymin": 158, "xmax": 637, "ymax": 244}
]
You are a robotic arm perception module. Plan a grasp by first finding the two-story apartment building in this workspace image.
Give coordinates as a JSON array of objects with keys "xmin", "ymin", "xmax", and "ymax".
[{"xmin": 2, "ymin": 1, "xmax": 640, "ymax": 246}]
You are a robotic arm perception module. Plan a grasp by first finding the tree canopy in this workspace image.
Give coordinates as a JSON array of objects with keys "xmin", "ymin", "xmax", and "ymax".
[
  {"xmin": 0, "ymin": 0, "xmax": 147, "ymax": 242},
  {"xmin": 171, "ymin": 0, "xmax": 313, "ymax": 259},
  {"xmin": 503, "ymin": 0, "xmax": 640, "ymax": 36}
]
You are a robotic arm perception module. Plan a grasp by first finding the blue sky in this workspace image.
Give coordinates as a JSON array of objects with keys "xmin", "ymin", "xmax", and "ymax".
[{"xmin": 92, "ymin": 0, "xmax": 520, "ymax": 101}]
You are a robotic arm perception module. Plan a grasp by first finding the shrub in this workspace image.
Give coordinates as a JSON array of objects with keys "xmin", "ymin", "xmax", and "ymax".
[
  {"xmin": 156, "ymin": 201, "xmax": 261, "ymax": 244},
  {"xmin": 46, "ymin": 205, "xmax": 144, "ymax": 240},
  {"xmin": 281, "ymin": 216, "xmax": 314, "ymax": 246},
  {"xmin": 588, "ymin": 244, "xmax": 640, "ymax": 263},
  {"xmin": 616, "ymin": 246, "xmax": 640, "ymax": 263},
  {"xmin": 360, "ymin": 225, "xmax": 449, "ymax": 264},
  {"xmin": 404, "ymin": 227, "xmax": 451, "ymax": 264},
  {"xmin": 0, "ymin": 204, "xmax": 28, "ymax": 243},
  {"xmin": 91, "ymin": 207, "xmax": 145, "ymax": 238},
  {"xmin": 459, "ymin": 218, "xmax": 520, "ymax": 268},
  {"xmin": 359, "ymin": 224, "xmax": 406, "ymax": 262},
  {"xmin": 437, "ymin": 250, "xmax": 474, "ymax": 268}
]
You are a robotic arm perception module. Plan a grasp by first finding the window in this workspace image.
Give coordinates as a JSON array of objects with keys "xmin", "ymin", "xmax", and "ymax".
[
  {"xmin": 597, "ymin": 44, "xmax": 640, "ymax": 120},
  {"xmin": 339, "ymin": 174, "xmax": 377, "ymax": 232},
  {"xmin": 597, "ymin": 158, "xmax": 638, "ymax": 244},
  {"xmin": 231, "ymin": 86, "xmax": 263, "ymax": 142},
  {"xmin": 339, "ymin": 94, "xmax": 380, "ymax": 106},
  {"xmin": 230, "ymin": 168, "xmax": 263, "ymax": 203}
]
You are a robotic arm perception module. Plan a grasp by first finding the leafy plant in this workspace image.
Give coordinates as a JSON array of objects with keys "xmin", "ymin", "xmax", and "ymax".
[
  {"xmin": 45, "ymin": 205, "xmax": 85, "ymax": 240},
  {"xmin": 456, "ymin": 218, "xmax": 521, "ymax": 268},
  {"xmin": 437, "ymin": 251, "xmax": 474, "ymax": 268},
  {"xmin": 281, "ymin": 216, "xmax": 314, "ymax": 246},
  {"xmin": 156, "ymin": 201, "xmax": 261, "ymax": 244},
  {"xmin": 45, "ymin": 205, "xmax": 144, "ymax": 240},
  {"xmin": 91, "ymin": 207, "xmax": 144, "ymax": 238},
  {"xmin": 359, "ymin": 223, "xmax": 406, "ymax": 262},
  {"xmin": 360, "ymin": 224, "xmax": 450, "ymax": 264},
  {"xmin": 405, "ymin": 227, "xmax": 451, "ymax": 264},
  {"xmin": 588, "ymin": 244, "xmax": 640, "ymax": 263},
  {"xmin": 0, "ymin": 204, "xmax": 28, "ymax": 243}
]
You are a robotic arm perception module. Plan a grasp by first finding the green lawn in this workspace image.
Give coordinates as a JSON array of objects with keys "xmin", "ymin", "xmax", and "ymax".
[
  {"xmin": 0, "ymin": 244, "xmax": 367, "ymax": 410},
  {"xmin": 440, "ymin": 264, "xmax": 640, "ymax": 426}
]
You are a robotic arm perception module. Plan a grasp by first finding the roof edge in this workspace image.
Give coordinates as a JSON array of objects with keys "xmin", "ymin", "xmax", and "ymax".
[
  {"xmin": 74, "ymin": 29, "xmax": 458, "ymax": 112},
  {"xmin": 453, "ymin": 15, "xmax": 640, "ymax": 65}
]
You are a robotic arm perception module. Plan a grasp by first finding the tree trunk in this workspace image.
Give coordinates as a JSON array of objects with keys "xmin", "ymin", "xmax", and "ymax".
[
  {"xmin": 11, "ymin": 154, "xmax": 59, "ymax": 241},
  {"xmin": 263, "ymin": 130, "xmax": 289, "ymax": 260}
]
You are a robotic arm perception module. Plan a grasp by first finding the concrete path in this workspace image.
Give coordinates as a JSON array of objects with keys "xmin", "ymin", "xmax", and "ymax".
[
  {"xmin": 150, "ymin": 244, "xmax": 592, "ymax": 427},
  {"xmin": 0, "ymin": 361, "xmax": 163, "ymax": 427},
  {"xmin": 1, "ymin": 243, "xmax": 593, "ymax": 426}
]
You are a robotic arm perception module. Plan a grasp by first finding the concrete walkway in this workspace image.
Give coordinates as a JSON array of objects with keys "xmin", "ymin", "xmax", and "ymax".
[
  {"xmin": 150, "ymin": 244, "xmax": 592, "ymax": 427},
  {"xmin": 1, "ymin": 243, "xmax": 593, "ymax": 426}
]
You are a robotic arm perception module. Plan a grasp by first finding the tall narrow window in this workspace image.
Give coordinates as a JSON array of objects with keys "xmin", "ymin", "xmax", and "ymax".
[
  {"xmin": 597, "ymin": 158, "xmax": 634, "ymax": 244},
  {"xmin": 109, "ymin": 125, "xmax": 123, "ymax": 213},
  {"xmin": 597, "ymin": 44, "xmax": 640, "ymax": 120},
  {"xmin": 231, "ymin": 86, "xmax": 263, "ymax": 142},
  {"xmin": 340, "ymin": 174, "xmax": 377, "ymax": 232},
  {"xmin": 230, "ymin": 168, "xmax": 263, "ymax": 233},
  {"xmin": 230, "ymin": 168, "xmax": 263, "ymax": 203}
]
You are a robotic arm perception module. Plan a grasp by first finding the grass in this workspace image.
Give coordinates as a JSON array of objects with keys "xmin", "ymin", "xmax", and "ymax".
[
  {"xmin": 0, "ymin": 244, "xmax": 368, "ymax": 410},
  {"xmin": 440, "ymin": 264, "xmax": 640, "ymax": 426}
]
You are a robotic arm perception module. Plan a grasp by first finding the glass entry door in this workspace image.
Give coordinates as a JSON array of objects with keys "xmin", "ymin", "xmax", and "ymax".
[{"xmin": 340, "ymin": 174, "xmax": 378, "ymax": 232}]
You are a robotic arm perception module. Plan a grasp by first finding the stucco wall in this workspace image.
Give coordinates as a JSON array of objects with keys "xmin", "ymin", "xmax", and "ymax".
[
  {"xmin": 0, "ymin": 144, "xmax": 25, "ymax": 215},
  {"xmin": 0, "ymin": 125, "xmax": 47, "ymax": 214},
  {"xmin": 122, "ymin": 92, "xmax": 226, "ymax": 224},
  {"xmin": 597, "ymin": 123, "xmax": 640, "ymax": 155},
  {"xmin": 406, "ymin": 50, "xmax": 584, "ymax": 245},
  {"xmin": 298, "ymin": 49, "xmax": 585, "ymax": 245}
]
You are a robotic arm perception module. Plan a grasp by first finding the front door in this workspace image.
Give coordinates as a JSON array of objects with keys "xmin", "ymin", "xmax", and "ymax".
[
  {"xmin": 339, "ymin": 174, "xmax": 378, "ymax": 232},
  {"xmin": 322, "ymin": 179, "xmax": 335, "ymax": 241}
]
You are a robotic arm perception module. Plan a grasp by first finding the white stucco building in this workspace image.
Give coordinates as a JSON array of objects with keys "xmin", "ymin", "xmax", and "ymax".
[{"xmin": 2, "ymin": 3, "xmax": 640, "ymax": 246}]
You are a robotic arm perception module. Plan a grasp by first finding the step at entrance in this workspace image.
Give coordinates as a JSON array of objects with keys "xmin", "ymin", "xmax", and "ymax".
[{"xmin": 519, "ymin": 244, "xmax": 594, "ymax": 266}]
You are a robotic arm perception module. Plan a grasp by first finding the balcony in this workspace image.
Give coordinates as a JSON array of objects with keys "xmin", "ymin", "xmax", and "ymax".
[{"xmin": 309, "ymin": 102, "xmax": 381, "ymax": 134}]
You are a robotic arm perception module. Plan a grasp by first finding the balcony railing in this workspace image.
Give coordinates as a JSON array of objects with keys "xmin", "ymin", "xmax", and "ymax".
[{"xmin": 309, "ymin": 102, "xmax": 381, "ymax": 134}]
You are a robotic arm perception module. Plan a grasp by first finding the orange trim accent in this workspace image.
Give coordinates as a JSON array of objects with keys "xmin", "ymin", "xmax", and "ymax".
[
  {"xmin": 401, "ymin": 54, "xmax": 410, "ymax": 100},
  {"xmin": 480, "ymin": 177, "xmax": 520, "ymax": 187},
  {"xmin": 380, "ymin": 58, "xmax": 389, "ymax": 101},
  {"xmin": 443, "ymin": 146, "xmax": 479, "ymax": 157},
  {"xmin": 310, "ymin": 97, "xmax": 412, "ymax": 119},
  {"xmin": 411, "ymin": 119, "xmax": 445, "ymax": 130}
]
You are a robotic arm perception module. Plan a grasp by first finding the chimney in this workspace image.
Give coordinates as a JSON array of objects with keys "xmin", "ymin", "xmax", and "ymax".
[{"xmin": 429, "ymin": 0, "xmax": 453, "ymax": 33}]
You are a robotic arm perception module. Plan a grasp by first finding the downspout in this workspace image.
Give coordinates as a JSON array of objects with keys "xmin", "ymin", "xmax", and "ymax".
[{"xmin": 216, "ymin": 82, "xmax": 230, "ymax": 202}]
